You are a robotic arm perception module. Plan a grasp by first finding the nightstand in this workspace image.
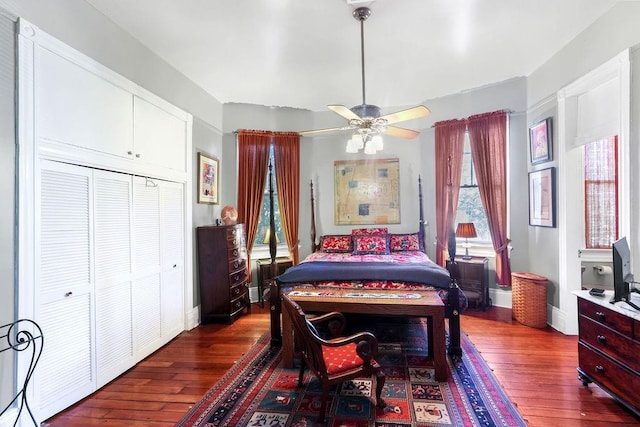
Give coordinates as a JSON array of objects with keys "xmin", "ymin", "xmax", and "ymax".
[
  {"xmin": 455, "ymin": 256, "xmax": 490, "ymax": 310},
  {"xmin": 256, "ymin": 257, "xmax": 293, "ymax": 307}
]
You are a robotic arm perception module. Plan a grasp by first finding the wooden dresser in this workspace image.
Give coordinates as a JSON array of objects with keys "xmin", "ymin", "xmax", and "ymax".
[
  {"xmin": 575, "ymin": 290, "xmax": 640, "ymax": 416},
  {"xmin": 197, "ymin": 224, "xmax": 250, "ymax": 324}
]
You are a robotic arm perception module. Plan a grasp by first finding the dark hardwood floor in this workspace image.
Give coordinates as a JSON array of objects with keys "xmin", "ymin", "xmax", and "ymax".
[{"xmin": 42, "ymin": 304, "xmax": 640, "ymax": 426}]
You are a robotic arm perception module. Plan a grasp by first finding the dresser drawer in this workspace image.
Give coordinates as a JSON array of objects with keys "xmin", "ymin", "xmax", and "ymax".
[
  {"xmin": 230, "ymin": 282, "xmax": 247, "ymax": 299},
  {"xmin": 578, "ymin": 298, "xmax": 633, "ymax": 337},
  {"xmin": 228, "ymin": 246, "xmax": 246, "ymax": 260},
  {"xmin": 578, "ymin": 342, "xmax": 640, "ymax": 409},
  {"xmin": 226, "ymin": 227, "xmax": 245, "ymax": 248},
  {"xmin": 230, "ymin": 288, "xmax": 249, "ymax": 314},
  {"xmin": 229, "ymin": 269, "xmax": 247, "ymax": 287},
  {"xmin": 228, "ymin": 256, "xmax": 247, "ymax": 274},
  {"xmin": 579, "ymin": 315, "xmax": 640, "ymax": 372}
]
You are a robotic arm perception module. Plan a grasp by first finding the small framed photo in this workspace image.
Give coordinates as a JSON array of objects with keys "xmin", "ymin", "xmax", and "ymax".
[
  {"xmin": 528, "ymin": 167, "xmax": 555, "ymax": 227},
  {"xmin": 529, "ymin": 118, "xmax": 552, "ymax": 165},
  {"xmin": 198, "ymin": 152, "xmax": 219, "ymax": 204}
]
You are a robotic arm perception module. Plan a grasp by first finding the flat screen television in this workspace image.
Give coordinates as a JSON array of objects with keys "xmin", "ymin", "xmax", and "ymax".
[{"xmin": 611, "ymin": 236, "xmax": 640, "ymax": 310}]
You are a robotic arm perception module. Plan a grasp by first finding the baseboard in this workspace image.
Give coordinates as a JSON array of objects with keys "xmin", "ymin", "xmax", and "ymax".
[
  {"xmin": 548, "ymin": 304, "xmax": 570, "ymax": 334},
  {"xmin": 249, "ymin": 286, "xmax": 260, "ymax": 305},
  {"xmin": 488, "ymin": 288, "xmax": 512, "ymax": 309},
  {"xmin": 185, "ymin": 306, "xmax": 200, "ymax": 331}
]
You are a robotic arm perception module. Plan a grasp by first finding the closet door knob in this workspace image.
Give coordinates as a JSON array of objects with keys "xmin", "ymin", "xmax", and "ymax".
[
  {"xmin": 65, "ymin": 291, "xmax": 73, "ymax": 297},
  {"xmin": 135, "ymin": 153, "xmax": 141, "ymax": 158}
]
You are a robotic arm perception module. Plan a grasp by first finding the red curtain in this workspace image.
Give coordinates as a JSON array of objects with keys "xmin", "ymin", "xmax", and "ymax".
[
  {"xmin": 434, "ymin": 119, "xmax": 466, "ymax": 266},
  {"xmin": 467, "ymin": 111, "xmax": 511, "ymax": 286},
  {"xmin": 237, "ymin": 130, "xmax": 272, "ymax": 280},
  {"xmin": 273, "ymin": 132, "xmax": 301, "ymax": 264}
]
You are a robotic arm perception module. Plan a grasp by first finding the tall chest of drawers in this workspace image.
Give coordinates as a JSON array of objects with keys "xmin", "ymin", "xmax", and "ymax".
[
  {"xmin": 576, "ymin": 290, "xmax": 640, "ymax": 416},
  {"xmin": 197, "ymin": 224, "xmax": 250, "ymax": 324}
]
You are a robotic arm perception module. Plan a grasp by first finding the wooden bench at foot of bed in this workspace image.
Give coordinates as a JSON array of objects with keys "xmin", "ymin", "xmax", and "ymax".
[{"xmin": 269, "ymin": 279, "xmax": 463, "ymax": 359}]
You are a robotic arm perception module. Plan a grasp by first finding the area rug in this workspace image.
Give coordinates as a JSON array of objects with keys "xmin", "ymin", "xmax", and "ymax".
[{"xmin": 177, "ymin": 318, "xmax": 526, "ymax": 426}]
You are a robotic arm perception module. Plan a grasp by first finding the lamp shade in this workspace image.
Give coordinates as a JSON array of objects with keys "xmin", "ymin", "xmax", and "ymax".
[{"xmin": 455, "ymin": 222, "xmax": 477, "ymax": 239}]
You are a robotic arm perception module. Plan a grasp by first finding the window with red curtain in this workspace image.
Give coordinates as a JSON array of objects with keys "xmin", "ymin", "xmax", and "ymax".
[{"xmin": 584, "ymin": 135, "xmax": 618, "ymax": 248}]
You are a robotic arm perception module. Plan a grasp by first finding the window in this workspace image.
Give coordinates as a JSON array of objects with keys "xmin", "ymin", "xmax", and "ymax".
[
  {"xmin": 584, "ymin": 135, "xmax": 618, "ymax": 249},
  {"xmin": 253, "ymin": 145, "xmax": 286, "ymax": 247},
  {"xmin": 455, "ymin": 132, "xmax": 490, "ymax": 242}
]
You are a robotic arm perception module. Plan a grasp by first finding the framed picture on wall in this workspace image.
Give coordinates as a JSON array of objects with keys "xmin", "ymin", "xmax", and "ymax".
[
  {"xmin": 529, "ymin": 117, "xmax": 552, "ymax": 165},
  {"xmin": 528, "ymin": 167, "xmax": 555, "ymax": 227},
  {"xmin": 198, "ymin": 152, "xmax": 219, "ymax": 204}
]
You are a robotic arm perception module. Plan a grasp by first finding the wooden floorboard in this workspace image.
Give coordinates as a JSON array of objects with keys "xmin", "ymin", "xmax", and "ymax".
[{"xmin": 41, "ymin": 303, "xmax": 640, "ymax": 426}]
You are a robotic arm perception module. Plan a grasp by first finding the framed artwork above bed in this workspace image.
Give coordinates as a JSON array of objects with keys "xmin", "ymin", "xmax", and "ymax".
[{"xmin": 334, "ymin": 158, "xmax": 400, "ymax": 225}]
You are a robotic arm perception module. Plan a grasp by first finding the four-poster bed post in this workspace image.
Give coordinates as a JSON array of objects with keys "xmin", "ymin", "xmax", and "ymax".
[{"xmin": 310, "ymin": 180, "xmax": 318, "ymax": 253}]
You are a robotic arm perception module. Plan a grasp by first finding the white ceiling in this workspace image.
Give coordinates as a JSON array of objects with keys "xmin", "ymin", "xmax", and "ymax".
[{"xmin": 84, "ymin": 0, "xmax": 620, "ymax": 112}]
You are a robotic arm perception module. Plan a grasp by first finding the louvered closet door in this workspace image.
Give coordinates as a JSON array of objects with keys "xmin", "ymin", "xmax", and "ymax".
[
  {"xmin": 36, "ymin": 160, "xmax": 95, "ymax": 420},
  {"xmin": 160, "ymin": 181, "xmax": 185, "ymax": 340},
  {"xmin": 94, "ymin": 170, "xmax": 134, "ymax": 387},
  {"xmin": 132, "ymin": 176, "xmax": 163, "ymax": 359}
]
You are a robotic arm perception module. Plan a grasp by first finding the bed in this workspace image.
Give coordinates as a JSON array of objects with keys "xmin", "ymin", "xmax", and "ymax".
[{"xmin": 266, "ymin": 176, "xmax": 466, "ymax": 358}]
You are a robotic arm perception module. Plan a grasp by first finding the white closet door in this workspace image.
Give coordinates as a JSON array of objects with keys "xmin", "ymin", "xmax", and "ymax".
[
  {"xmin": 35, "ymin": 46, "xmax": 133, "ymax": 157},
  {"xmin": 160, "ymin": 182, "xmax": 185, "ymax": 340},
  {"xmin": 94, "ymin": 170, "xmax": 134, "ymax": 387},
  {"xmin": 132, "ymin": 176, "xmax": 162, "ymax": 358},
  {"xmin": 133, "ymin": 96, "xmax": 187, "ymax": 172},
  {"xmin": 36, "ymin": 160, "xmax": 95, "ymax": 420}
]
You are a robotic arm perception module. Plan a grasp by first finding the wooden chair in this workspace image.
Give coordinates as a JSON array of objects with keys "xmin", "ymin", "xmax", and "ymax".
[{"xmin": 282, "ymin": 293, "xmax": 386, "ymax": 421}]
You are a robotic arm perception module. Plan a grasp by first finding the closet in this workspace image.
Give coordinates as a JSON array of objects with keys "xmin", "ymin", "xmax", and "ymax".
[{"xmin": 18, "ymin": 20, "xmax": 192, "ymax": 421}]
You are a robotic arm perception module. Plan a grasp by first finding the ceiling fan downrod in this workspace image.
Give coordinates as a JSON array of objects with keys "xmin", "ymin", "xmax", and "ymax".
[{"xmin": 353, "ymin": 7, "xmax": 371, "ymax": 109}]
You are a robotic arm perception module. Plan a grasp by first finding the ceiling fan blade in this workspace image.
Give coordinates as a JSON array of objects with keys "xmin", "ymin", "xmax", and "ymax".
[
  {"xmin": 299, "ymin": 125, "xmax": 355, "ymax": 136},
  {"xmin": 328, "ymin": 105, "xmax": 362, "ymax": 121},
  {"xmin": 379, "ymin": 105, "xmax": 430, "ymax": 125},
  {"xmin": 385, "ymin": 126, "xmax": 420, "ymax": 139}
]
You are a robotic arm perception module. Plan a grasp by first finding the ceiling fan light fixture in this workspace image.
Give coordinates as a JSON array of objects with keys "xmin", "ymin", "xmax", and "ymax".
[
  {"xmin": 346, "ymin": 134, "xmax": 362, "ymax": 153},
  {"xmin": 370, "ymin": 134, "xmax": 383, "ymax": 151}
]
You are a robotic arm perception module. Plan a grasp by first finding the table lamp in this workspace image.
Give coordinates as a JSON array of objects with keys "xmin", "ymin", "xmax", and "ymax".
[{"xmin": 456, "ymin": 222, "xmax": 477, "ymax": 260}]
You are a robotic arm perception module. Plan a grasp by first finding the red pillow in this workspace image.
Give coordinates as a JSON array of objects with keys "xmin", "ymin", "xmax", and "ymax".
[
  {"xmin": 352, "ymin": 234, "xmax": 390, "ymax": 255},
  {"xmin": 389, "ymin": 233, "xmax": 420, "ymax": 251},
  {"xmin": 351, "ymin": 227, "xmax": 389, "ymax": 236},
  {"xmin": 319, "ymin": 235, "xmax": 353, "ymax": 253}
]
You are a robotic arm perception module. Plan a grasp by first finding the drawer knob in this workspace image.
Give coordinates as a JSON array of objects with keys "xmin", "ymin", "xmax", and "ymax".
[
  {"xmin": 596, "ymin": 311, "xmax": 606, "ymax": 321},
  {"xmin": 233, "ymin": 261, "xmax": 239, "ymax": 269},
  {"xmin": 596, "ymin": 335, "xmax": 607, "ymax": 345},
  {"xmin": 595, "ymin": 365, "xmax": 605, "ymax": 374}
]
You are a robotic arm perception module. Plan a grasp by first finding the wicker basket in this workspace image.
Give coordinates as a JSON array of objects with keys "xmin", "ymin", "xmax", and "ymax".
[{"xmin": 512, "ymin": 272, "xmax": 548, "ymax": 328}]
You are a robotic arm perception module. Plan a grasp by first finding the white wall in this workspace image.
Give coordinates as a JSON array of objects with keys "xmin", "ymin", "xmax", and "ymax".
[
  {"xmin": 0, "ymin": 8, "xmax": 15, "ymax": 411},
  {"xmin": 526, "ymin": 2, "xmax": 640, "ymax": 314},
  {"xmin": 191, "ymin": 118, "xmax": 224, "ymax": 307}
]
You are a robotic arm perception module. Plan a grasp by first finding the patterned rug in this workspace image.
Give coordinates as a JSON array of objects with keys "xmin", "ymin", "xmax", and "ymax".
[{"xmin": 177, "ymin": 318, "xmax": 526, "ymax": 426}]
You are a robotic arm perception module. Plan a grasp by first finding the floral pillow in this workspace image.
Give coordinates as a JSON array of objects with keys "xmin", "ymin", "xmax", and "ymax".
[
  {"xmin": 352, "ymin": 234, "xmax": 390, "ymax": 255},
  {"xmin": 351, "ymin": 227, "xmax": 389, "ymax": 236},
  {"xmin": 319, "ymin": 234, "xmax": 353, "ymax": 253},
  {"xmin": 389, "ymin": 233, "xmax": 421, "ymax": 251}
]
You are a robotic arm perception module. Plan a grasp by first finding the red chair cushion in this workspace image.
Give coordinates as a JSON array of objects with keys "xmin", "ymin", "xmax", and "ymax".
[{"xmin": 322, "ymin": 342, "xmax": 370, "ymax": 375}]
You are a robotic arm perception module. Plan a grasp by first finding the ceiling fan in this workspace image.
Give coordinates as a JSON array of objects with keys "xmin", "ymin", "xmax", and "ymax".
[{"xmin": 300, "ymin": 6, "xmax": 430, "ymax": 148}]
